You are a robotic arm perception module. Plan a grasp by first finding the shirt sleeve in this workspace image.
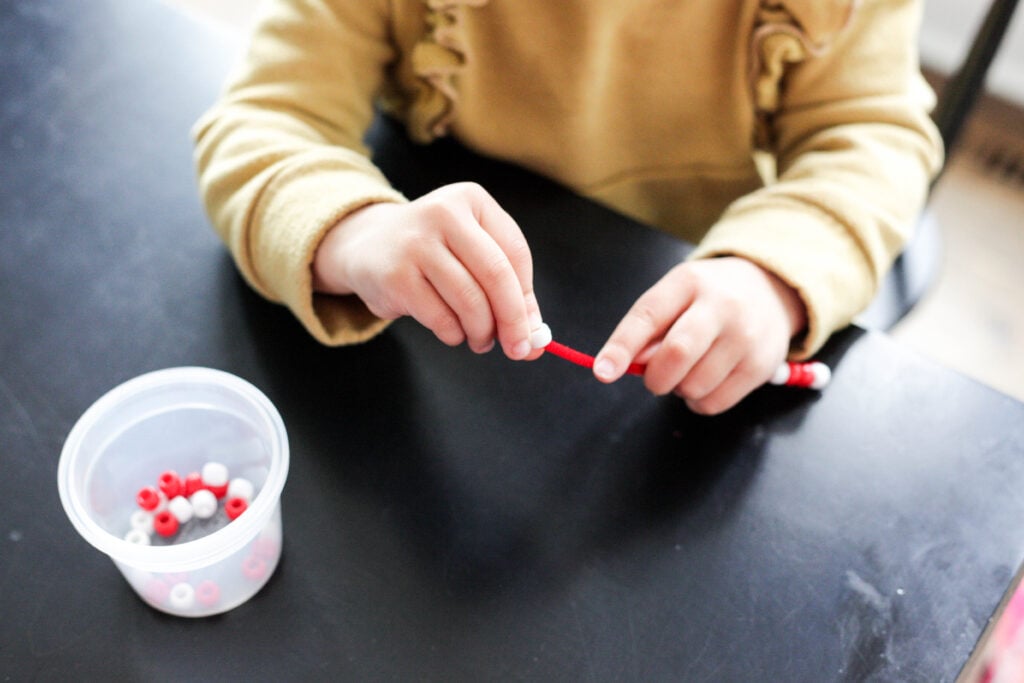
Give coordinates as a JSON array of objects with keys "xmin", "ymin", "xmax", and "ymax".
[
  {"xmin": 689, "ymin": 0, "xmax": 944, "ymax": 357},
  {"xmin": 192, "ymin": 0, "xmax": 406, "ymax": 345}
]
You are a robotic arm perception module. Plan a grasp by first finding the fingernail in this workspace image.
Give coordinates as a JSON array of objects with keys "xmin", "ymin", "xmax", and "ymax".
[
  {"xmin": 528, "ymin": 309, "xmax": 543, "ymax": 329},
  {"xmin": 594, "ymin": 358, "xmax": 617, "ymax": 380},
  {"xmin": 512, "ymin": 339, "xmax": 532, "ymax": 359}
]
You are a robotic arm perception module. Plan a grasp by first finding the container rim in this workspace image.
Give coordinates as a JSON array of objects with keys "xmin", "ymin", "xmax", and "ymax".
[{"xmin": 57, "ymin": 367, "xmax": 289, "ymax": 573}]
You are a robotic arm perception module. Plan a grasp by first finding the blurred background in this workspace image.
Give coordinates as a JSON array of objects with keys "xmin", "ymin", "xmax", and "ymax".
[
  {"xmin": 900, "ymin": 0, "xmax": 1024, "ymax": 404},
  {"xmin": 167, "ymin": 0, "xmax": 1024, "ymax": 403}
]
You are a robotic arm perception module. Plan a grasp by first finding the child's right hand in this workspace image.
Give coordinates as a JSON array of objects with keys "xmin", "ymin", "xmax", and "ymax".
[{"xmin": 313, "ymin": 182, "xmax": 543, "ymax": 361}]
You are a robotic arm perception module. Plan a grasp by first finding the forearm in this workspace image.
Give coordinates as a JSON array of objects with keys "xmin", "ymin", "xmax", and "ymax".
[
  {"xmin": 191, "ymin": 0, "xmax": 407, "ymax": 344},
  {"xmin": 692, "ymin": 0, "xmax": 943, "ymax": 357}
]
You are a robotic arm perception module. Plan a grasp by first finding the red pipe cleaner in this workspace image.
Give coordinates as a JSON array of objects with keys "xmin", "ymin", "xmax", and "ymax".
[
  {"xmin": 544, "ymin": 340, "xmax": 646, "ymax": 376},
  {"xmin": 543, "ymin": 339, "xmax": 829, "ymax": 389}
]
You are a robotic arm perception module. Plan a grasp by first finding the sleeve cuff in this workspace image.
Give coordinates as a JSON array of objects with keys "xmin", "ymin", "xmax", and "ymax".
[
  {"xmin": 249, "ymin": 159, "xmax": 407, "ymax": 345},
  {"xmin": 689, "ymin": 200, "xmax": 876, "ymax": 358}
]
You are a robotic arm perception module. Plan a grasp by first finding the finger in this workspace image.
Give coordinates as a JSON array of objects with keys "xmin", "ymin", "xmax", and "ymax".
[
  {"xmin": 523, "ymin": 289, "xmax": 545, "ymax": 344},
  {"xmin": 462, "ymin": 185, "xmax": 542, "ymax": 357},
  {"xmin": 634, "ymin": 340, "xmax": 662, "ymax": 366},
  {"xmin": 642, "ymin": 301, "xmax": 722, "ymax": 395},
  {"xmin": 593, "ymin": 268, "xmax": 698, "ymax": 383},
  {"xmin": 400, "ymin": 273, "xmax": 467, "ymax": 348},
  {"xmin": 682, "ymin": 336, "xmax": 787, "ymax": 414},
  {"xmin": 465, "ymin": 184, "xmax": 536, "ymax": 294},
  {"xmin": 421, "ymin": 246, "xmax": 498, "ymax": 354},
  {"xmin": 668, "ymin": 333, "xmax": 744, "ymax": 403},
  {"xmin": 683, "ymin": 360, "xmax": 765, "ymax": 415},
  {"xmin": 445, "ymin": 210, "xmax": 534, "ymax": 360},
  {"xmin": 522, "ymin": 295, "xmax": 548, "ymax": 361}
]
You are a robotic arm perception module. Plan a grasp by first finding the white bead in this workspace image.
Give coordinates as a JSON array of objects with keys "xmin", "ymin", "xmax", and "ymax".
[
  {"xmin": 202, "ymin": 461, "xmax": 229, "ymax": 487},
  {"xmin": 529, "ymin": 323, "xmax": 552, "ymax": 349},
  {"xmin": 168, "ymin": 582, "xmax": 195, "ymax": 610},
  {"xmin": 129, "ymin": 509, "xmax": 154, "ymax": 534},
  {"xmin": 190, "ymin": 489, "xmax": 218, "ymax": 519},
  {"xmin": 227, "ymin": 477, "xmax": 255, "ymax": 503},
  {"xmin": 167, "ymin": 495, "xmax": 194, "ymax": 524},
  {"xmin": 770, "ymin": 363, "xmax": 790, "ymax": 386},
  {"xmin": 810, "ymin": 362, "xmax": 832, "ymax": 390},
  {"xmin": 123, "ymin": 528, "xmax": 151, "ymax": 545}
]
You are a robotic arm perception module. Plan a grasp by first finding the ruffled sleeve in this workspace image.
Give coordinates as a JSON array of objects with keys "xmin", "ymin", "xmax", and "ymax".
[
  {"xmin": 748, "ymin": 0, "xmax": 859, "ymax": 148},
  {"xmin": 406, "ymin": 0, "xmax": 489, "ymax": 143}
]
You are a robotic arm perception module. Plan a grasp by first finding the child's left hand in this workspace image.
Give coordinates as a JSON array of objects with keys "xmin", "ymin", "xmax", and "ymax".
[{"xmin": 592, "ymin": 257, "xmax": 807, "ymax": 415}]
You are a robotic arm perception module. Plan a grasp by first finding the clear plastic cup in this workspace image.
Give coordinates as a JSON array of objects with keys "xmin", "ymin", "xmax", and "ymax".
[{"xmin": 58, "ymin": 367, "xmax": 289, "ymax": 617}]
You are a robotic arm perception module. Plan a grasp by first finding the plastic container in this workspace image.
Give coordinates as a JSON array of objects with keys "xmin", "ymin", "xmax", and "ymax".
[{"xmin": 58, "ymin": 367, "xmax": 289, "ymax": 617}]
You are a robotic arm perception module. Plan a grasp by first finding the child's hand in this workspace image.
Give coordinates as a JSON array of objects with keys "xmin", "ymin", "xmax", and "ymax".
[
  {"xmin": 592, "ymin": 257, "xmax": 807, "ymax": 415},
  {"xmin": 313, "ymin": 182, "xmax": 543, "ymax": 360}
]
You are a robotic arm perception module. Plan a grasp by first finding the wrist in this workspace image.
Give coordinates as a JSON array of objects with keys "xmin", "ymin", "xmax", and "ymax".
[
  {"xmin": 765, "ymin": 269, "xmax": 807, "ymax": 340},
  {"xmin": 312, "ymin": 203, "xmax": 391, "ymax": 296}
]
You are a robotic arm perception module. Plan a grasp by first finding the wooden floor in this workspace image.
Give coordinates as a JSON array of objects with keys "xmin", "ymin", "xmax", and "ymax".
[
  {"xmin": 168, "ymin": 0, "xmax": 1024, "ymax": 404},
  {"xmin": 892, "ymin": 116, "xmax": 1024, "ymax": 403}
]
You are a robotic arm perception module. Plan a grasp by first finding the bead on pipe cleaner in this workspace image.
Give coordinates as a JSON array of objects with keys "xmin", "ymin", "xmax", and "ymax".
[
  {"xmin": 808, "ymin": 362, "xmax": 831, "ymax": 389},
  {"xmin": 529, "ymin": 323, "xmax": 553, "ymax": 350},
  {"xmin": 768, "ymin": 361, "xmax": 831, "ymax": 390}
]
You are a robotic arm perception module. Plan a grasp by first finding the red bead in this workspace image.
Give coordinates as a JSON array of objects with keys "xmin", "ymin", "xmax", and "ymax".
[
  {"xmin": 136, "ymin": 486, "xmax": 161, "ymax": 511},
  {"xmin": 184, "ymin": 471, "xmax": 204, "ymax": 496},
  {"xmin": 153, "ymin": 510, "xmax": 180, "ymax": 537},
  {"xmin": 158, "ymin": 470, "xmax": 182, "ymax": 499},
  {"xmin": 196, "ymin": 580, "xmax": 221, "ymax": 607},
  {"xmin": 207, "ymin": 483, "xmax": 229, "ymax": 499},
  {"xmin": 241, "ymin": 555, "xmax": 267, "ymax": 580},
  {"xmin": 143, "ymin": 579, "xmax": 170, "ymax": 606},
  {"xmin": 224, "ymin": 496, "xmax": 248, "ymax": 521},
  {"xmin": 786, "ymin": 362, "xmax": 815, "ymax": 388}
]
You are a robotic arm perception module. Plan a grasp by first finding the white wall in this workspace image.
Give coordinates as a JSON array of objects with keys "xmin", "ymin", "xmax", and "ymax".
[{"xmin": 920, "ymin": 0, "xmax": 1024, "ymax": 106}]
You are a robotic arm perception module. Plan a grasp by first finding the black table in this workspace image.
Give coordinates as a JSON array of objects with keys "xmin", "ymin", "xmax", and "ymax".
[{"xmin": 4, "ymin": 1, "xmax": 1024, "ymax": 680}]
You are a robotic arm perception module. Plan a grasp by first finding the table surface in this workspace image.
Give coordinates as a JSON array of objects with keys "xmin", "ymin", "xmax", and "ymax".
[{"xmin": 4, "ymin": 1, "xmax": 1024, "ymax": 680}]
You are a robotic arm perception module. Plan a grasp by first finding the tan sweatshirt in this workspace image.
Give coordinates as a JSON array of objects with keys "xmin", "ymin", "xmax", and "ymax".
[{"xmin": 192, "ymin": 0, "xmax": 943, "ymax": 356}]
